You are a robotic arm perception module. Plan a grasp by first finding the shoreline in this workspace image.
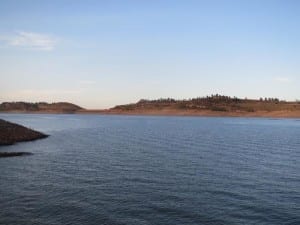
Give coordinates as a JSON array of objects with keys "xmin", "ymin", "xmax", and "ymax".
[
  {"xmin": 78, "ymin": 110, "xmax": 300, "ymax": 119},
  {"xmin": 1, "ymin": 109, "xmax": 300, "ymax": 119}
]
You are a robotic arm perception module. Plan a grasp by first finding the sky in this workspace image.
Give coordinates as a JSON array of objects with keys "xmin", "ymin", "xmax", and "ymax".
[{"xmin": 0, "ymin": 0, "xmax": 299, "ymax": 109}]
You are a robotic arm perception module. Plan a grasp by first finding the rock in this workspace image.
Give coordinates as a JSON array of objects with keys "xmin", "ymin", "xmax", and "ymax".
[
  {"xmin": 0, "ymin": 152, "xmax": 33, "ymax": 158},
  {"xmin": 0, "ymin": 119, "xmax": 48, "ymax": 145}
]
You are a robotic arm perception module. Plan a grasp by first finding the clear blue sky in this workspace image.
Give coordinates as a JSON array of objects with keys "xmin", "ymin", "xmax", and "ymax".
[{"xmin": 0, "ymin": 0, "xmax": 299, "ymax": 108}]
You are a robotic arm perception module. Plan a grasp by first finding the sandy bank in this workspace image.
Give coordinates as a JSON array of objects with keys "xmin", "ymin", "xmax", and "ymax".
[{"xmin": 77, "ymin": 109, "xmax": 300, "ymax": 118}]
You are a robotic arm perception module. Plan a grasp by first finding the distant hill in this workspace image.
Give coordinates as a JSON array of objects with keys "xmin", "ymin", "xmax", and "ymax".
[
  {"xmin": 0, "ymin": 102, "xmax": 83, "ymax": 113},
  {"xmin": 1, "ymin": 95, "xmax": 300, "ymax": 118},
  {"xmin": 107, "ymin": 95, "xmax": 300, "ymax": 117}
]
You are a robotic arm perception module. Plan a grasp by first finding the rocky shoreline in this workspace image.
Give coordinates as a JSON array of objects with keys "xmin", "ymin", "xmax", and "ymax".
[{"xmin": 0, "ymin": 119, "xmax": 48, "ymax": 157}]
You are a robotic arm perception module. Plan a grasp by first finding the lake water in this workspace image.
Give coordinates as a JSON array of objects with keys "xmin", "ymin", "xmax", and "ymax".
[{"xmin": 0, "ymin": 114, "xmax": 299, "ymax": 225}]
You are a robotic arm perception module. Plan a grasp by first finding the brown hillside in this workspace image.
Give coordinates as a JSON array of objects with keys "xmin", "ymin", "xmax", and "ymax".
[
  {"xmin": 0, "ymin": 102, "xmax": 83, "ymax": 113},
  {"xmin": 108, "ymin": 95, "xmax": 300, "ymax": 117}
]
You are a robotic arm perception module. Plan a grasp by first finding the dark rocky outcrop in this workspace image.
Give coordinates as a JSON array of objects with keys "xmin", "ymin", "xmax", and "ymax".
[
  {"xmin": 0, "ymin": 119, "xmax": 48, "ymax": 157},
  {"xmin": 0, "ymin": 119, "xmax": 48, "ymax": 145},
  {"xmin": 0, "ymin": 152, "xmax": 33, "ymax": 158}
]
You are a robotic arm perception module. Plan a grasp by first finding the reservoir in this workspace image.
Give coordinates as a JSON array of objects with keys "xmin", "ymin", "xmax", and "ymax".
[{"xmin": 0, "ymin": 114, "xmax": 299, "ymax": 225}]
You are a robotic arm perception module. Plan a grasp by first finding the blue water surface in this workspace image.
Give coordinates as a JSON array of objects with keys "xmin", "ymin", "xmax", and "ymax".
[{"xmin": 0, "ymin": 114, "xmax": 299, "ymax": 225}]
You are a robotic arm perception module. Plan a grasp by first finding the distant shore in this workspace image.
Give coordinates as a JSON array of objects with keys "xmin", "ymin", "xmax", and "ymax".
[
  {"xmin": 76, "ymin": 109, "xmax": 300, "ymax": 118},
  {"xmin": 1, "ymin": 96, "xmax": 300, "ymax": 118},
  {"xmin": 1, "ymin": 109, "xmax": 300, "ymax": 118}
]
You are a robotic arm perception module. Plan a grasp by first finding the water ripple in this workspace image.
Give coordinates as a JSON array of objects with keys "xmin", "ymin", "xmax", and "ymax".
[{"xmin": 0, "ymin": 115, "xmax": 299, "ymax": 225}]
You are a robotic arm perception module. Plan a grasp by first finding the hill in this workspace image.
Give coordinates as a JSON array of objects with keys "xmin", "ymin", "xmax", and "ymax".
[
  {"xmin": 1, "ymin": 95, "xmax": 300, "ymax": 118},
  {"xmin": 0, "ymin": 102, "xmax": 83, "ymax": 113},
  {"xmin": 107, "ymin": 95, "xmax": 300, "ymax": 118}
]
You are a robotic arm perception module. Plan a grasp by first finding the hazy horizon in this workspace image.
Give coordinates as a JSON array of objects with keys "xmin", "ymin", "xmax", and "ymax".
[{"xmin": 1, "ymin": 0, "xmax": 299, "ymax": 108}]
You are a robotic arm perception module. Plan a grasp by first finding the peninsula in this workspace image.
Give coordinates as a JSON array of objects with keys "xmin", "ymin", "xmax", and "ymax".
[{"xmin": 0, "ymin": 119, "xmax": 48, "ymax": 157}]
